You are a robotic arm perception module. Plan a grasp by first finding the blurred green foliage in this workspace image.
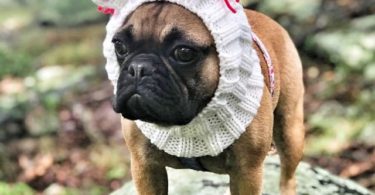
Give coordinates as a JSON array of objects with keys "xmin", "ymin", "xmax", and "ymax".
[
  {"xmin": 0, "ymin": 46, "xmax": 34, "ymax": 78},
  {"xmin": 258, "ymin": 0, "xmax": 320, "ymax": 21},
  {"xmin": 43, "ymin": 184, "xmax": 107, "ymax": 195},
  {"xmin": 245, "ymin": 0, "xmax": 375, "ymax": 155},
  {"xmin": 35, "ymin": 0, "xmax": 102, "ymax": 26},
  {"xmin": 0, "ymin": 2, "xmax": 128, "ymax": 194},
  {"xmin": 0, "ymin": 182, "xmax": 35, "ymax": 195},
  {"xmin": 304, "ymin": 14, "xmax": 375, "ymax": 154}
]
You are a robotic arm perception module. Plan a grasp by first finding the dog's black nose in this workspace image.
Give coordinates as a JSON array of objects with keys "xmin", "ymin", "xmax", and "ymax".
[
  {"xmin": 128, "ymin": 63, "xmax": 145, "ymax": 78},
  {"xmin": 127, "ymin": 54, "xmax": 157, "ymax": 79}
]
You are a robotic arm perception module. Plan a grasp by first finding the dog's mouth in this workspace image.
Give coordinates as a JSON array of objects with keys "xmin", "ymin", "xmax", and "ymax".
[
  {"xmin": 112, "ymin": 87, "xmax": 195, "ymax": 125},
  {"xmin": 113, "ymin": 90, "xmax": 158, "ymax": 120},
  {"xmin": 124, "ymin": 93, "xmax": 160, "ymax": 120}
]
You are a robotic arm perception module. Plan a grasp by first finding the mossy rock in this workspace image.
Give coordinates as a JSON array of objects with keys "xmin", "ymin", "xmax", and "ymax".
[
  {"xmin": 111, "ymin": 156, "xmax": 373, "ymax": 195},
  {"xmin": 307, "ymin": 15, "xmax": 375, "ymax": 70}
]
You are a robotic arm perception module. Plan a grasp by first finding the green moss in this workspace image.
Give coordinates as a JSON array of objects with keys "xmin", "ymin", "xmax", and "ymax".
[
  {"xmin": 0, "ymin": 8, "xmax": 33, "ymax": 24},
  {"xmin": 0, "ymin": 46, "xmax": 34, "ymax": 79},
  {"xmin": 0, "ymin": 183, "xmax": 35, "ymax": 195}
]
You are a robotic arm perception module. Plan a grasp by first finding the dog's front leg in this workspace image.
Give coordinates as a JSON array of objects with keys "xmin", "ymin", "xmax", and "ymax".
[
  {"xmin": 228, "ymin": 89, "xmax": 273, "ymax": 195},
  {"xmin": 130, "ymin": 156, "xmax": 168, "ymax": 195},
  {"xmin": 228, "ymin": 158, "xmax": 265, "ymax": 195},
  {"xmin": 122, "ymin": 119, "xmax": 168, "ymax": 195},
  {"xmin": 227, "ymin": 136, "xmax": 271, "ymax": 195}
]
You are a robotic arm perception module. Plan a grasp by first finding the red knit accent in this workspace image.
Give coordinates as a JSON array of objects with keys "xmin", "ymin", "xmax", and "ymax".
[
  {"xmin": 224, "ymin": 0, "xmax": 240, "ymax": 13},
  {"xmin": 98, "ymin": 6, "xmax": 115, "ymax": 15}
]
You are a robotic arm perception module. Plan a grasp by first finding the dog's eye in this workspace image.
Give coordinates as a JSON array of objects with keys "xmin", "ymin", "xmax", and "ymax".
[
  {"xmin": 113, "ymin": 40, "xmax": 129, "ymax": 57},
  {"xmin": 173, "ymin": 47, "xmax": 197, "ymax": 63}
]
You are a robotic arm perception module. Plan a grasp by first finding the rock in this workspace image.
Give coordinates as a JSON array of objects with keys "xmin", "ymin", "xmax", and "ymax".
[
  {"xmin": 308, "ymin": 15, "xmax": 375, "ymax": 70},
  {"xmin": 0, "ymin": 65, "xmax": 97, "ymax": 139},
  {"xmin": 110, "ymin": 156, "xmax": 373, "ymax": 195},
  {"xmin": 25, "ymin": 106, "xmax": 59, "ymax": 136},
  {"xmin": 43, "ymin": 184, "xmax": 66, "ymax": 195}
]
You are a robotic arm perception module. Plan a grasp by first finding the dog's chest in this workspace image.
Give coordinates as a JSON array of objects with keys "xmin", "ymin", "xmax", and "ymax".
[{"xmin": 172, "ymin": 150, "xmax": 234, "ymax": 174}]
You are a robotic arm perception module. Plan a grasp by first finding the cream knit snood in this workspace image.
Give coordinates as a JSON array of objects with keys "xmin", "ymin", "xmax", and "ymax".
[{"xmin": 102, "ymin": 0, "xmax": 264, "ymax": 157}]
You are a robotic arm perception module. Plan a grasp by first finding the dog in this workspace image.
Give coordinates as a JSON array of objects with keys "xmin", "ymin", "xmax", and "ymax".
[{"xmin": 109, "ymin": 2, "xmax": 304, "ymax": 195}]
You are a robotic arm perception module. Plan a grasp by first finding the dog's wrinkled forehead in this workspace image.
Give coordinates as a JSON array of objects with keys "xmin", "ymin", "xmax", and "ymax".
[{"xmin": 117, "ymin": 2, "xmax": 214, "ymax": 46}]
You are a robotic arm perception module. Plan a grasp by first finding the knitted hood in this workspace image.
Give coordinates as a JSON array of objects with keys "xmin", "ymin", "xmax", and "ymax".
[{"xmin": 94, "ymin": 0, "xmax": 264, "ymax": 157}]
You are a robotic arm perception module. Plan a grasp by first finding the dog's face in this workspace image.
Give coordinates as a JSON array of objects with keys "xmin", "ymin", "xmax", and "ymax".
[{"xmin": 112, "ymin": 2, "xmax": 219, "ymax": 125}]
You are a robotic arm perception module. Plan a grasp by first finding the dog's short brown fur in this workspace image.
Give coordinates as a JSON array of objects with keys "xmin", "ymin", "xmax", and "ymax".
[{"xmin": 120, "ymin": 3, "xmax": 304, "ymax": 195}]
